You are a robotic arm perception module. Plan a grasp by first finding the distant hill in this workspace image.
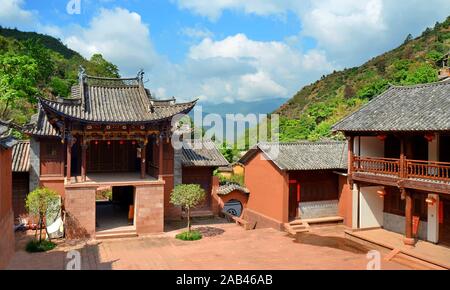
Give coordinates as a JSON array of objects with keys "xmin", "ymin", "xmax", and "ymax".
[
  {"xmin": 0, "ymin": 26, "xmax": 80, "ymax": 59},
  {"xmin": 274, "ymin": 16, "xmax": 450, "ymax": 142}
]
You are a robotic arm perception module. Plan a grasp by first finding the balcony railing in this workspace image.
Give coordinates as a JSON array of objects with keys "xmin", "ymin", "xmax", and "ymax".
[{"xmin": 353, "ymin": 156, "xmax": 450, "ymax": 183}]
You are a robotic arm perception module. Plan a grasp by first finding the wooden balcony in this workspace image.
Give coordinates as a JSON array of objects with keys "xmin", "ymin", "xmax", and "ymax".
[{"xmin": 352, "ymin": 156, "xmax": 450, "ymax": 194}]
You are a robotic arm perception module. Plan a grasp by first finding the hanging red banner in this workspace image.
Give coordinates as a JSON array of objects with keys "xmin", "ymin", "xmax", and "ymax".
[{"xmin": 439, "ymin": 201, "xmax": 444, "ymax": 224}]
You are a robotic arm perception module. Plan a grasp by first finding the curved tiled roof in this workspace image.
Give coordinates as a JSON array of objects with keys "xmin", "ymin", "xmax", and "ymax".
[
  {"xmin": 217, "ymin": 183, "xmax": 250, "ymax": 196},
  {"xmin": 12, "ymin": 140, "xmax": 30, "ymax": 172},
  {"xmin": 181, "ymin": 140, "xmax": 229, "ymax": 167},
  {"xmin": 23, "ymin": 108, "xmax": 59, "ymax": 137},
  {"xmin": 332, "ymin": 80, "xmax": 450, "ymax": 132},
  {"xmin": 239, "ymin": 141, "xmax": 347, "ymax": 171},
  {"xmin": 40, "ymin": 74, "xmax": 197, "ymax": 124},
  {"xmin": 0, "ymin": 121, "xmax": 18, "ymax": 149}
]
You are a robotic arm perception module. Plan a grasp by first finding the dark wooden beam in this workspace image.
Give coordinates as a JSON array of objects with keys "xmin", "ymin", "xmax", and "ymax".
[
  {"xmin": 81, "ymin": 140, "xmax": 87, "ymax": 182},
  {"xmin": 140, "ymin": 141, "xmax": 147, "ymax": 179},
  {"xmin": 158, "ymin": 135, "xmax": 164, "ymax": 180},
  {"xmin": 400, "ymin": 136, "xmax": 406, "ymax": 178}
]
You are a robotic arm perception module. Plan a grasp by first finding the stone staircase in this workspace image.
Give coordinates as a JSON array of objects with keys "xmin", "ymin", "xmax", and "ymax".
[{"xmin": 284, "ymin": 220, "xmax": 310, "ymax": 237}]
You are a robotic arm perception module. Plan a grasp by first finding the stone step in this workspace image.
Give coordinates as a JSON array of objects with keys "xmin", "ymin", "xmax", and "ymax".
[
  {"xmin": 95, "ymin": 229, "xmax": 138, "ymax": 240},
  {"xmin": 300, "ymin": 216, "xmax": 344, "ymax": 225},
  {"xmin": 284, "ymin": 223, "xmax": 310, "ymax": 237}
]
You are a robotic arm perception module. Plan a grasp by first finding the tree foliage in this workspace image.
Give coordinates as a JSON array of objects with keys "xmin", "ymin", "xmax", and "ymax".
[
  {"xmin": 25, "ymin": 187, "xmax": 59, "ymax": 243},
  {"xmin": 170, "ymin": 184, "xmax": 205, "ymax": 232},
  {"xmin": 274, "ymin": 15, "xmax": 449, "ymax": 143}
]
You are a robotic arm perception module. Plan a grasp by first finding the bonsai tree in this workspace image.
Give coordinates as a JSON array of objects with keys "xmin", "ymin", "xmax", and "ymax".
[
  {"xmin": 170, "ymin": 184, "xmax": 205, "ymax": 239},
  {"xmin": 25, "ymin": 187, "xmax": 59, "ymax": 245}
]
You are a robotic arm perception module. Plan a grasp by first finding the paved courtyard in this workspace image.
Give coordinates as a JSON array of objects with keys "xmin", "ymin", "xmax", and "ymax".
[{"xmin": 7, "ymin": 219, "xmax": 420, "ymax": 270}]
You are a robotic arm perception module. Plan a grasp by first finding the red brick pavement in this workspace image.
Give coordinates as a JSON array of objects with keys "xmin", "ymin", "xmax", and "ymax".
[{"xmin": 7, "ymin": 223, "xmax": 414, "ymax": 270}]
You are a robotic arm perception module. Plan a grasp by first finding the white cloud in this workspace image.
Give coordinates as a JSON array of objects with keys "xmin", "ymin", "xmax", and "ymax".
[
  {"xmin": 0, "ymin": 0, "xmax": 36, "ymax": 28},
  {"xmin": 175, "ymin": 0, "xmax": 450, "ymax": 66},
  {"xmin": 180, "ymin": 26, "xmax": 214, "ymax": 39},
  {"xmin": 173, "ymin": 0, "xmax": 298, "ymax": 21},
  {"xmin": 64, "ymin": 8, "xmax": 159, "ymax": 75}
]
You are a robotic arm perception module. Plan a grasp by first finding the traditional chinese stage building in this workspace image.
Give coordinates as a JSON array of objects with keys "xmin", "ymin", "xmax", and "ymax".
[{"xmin": 23, "ymin": 70, "xmax": 197, "ymax": 238}]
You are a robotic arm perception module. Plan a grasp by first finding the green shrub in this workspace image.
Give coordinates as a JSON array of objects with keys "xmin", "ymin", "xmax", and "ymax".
[
  {"xmin": 218, "ymin": 174, "xmax": 244, "ymax": 186},
  {"xmin": 175, "ymin": 230, "xmax": 202, "ymax": 241},
  {"xmin": 26, "ymin": 239, "xmax": 56, "ymax": 253}
]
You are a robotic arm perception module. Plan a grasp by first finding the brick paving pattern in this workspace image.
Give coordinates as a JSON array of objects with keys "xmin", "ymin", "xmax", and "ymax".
[{"xmin": 7, "ymin": 222, "xmax": 415, "ymax": 270}]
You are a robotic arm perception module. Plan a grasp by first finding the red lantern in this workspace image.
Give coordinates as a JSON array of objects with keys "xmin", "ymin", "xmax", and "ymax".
[
  {"xmin": 120, "ymin": 140, "xmax": 124, "ymax": 145},
  {"xmin": 377, "ymin": 189, "xmax": 386, "ymax": 197},
  {"xmin": 424, "ymin": 133, "xmax": 434, "ymax": 142},
  {"xmin": 377, "ymin": 134, "xmax": 387, "ymax": 141},
  {"xmin": 95, "ymin": 141, "xmax": 99, "ymax": 145},
  {"xmin": 107, "ymin": 141, "xmax": 111, "ymax": 145},
  {"xmin": 425, "ymin": 197, "xmax": 436, "ymax": 205},
  {"xmin": 132, "ymin": 141, "xmax": 136, "ymax": 145}
]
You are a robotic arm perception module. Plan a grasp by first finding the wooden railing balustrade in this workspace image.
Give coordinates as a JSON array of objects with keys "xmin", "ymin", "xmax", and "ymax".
[
  {"xmin": 352, "ymin": 156, "xmax": 450, "ymax": 183},
  {"xmin": 353, "ymin": 156, "xmax": 400, "ymax": 176}
]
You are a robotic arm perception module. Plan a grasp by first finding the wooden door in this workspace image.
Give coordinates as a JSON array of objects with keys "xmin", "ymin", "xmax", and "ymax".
[{"xmin": 289, "ymin": 181, "xmax": 299, "ymax": 220}]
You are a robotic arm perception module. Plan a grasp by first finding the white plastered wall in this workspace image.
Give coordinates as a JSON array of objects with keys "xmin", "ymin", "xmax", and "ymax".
[{"xmin": 359, "ymin": 186, "xmax": 384, "ymax": 228}]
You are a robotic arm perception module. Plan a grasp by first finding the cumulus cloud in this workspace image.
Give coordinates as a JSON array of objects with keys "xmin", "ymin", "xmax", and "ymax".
[
  {"xmin": 175, "ymin": 0, "xmax": 450, "ymax": 66},
  {"xmin": 0, "ymin": 0, "xmax": 36, "ymax": 28},
  {"xmin": 180, "ymin": 26, "xmax": 214, "ymax": 39},
  {"xmin": 64, "ymin": 8, "xmax": 159, "ymax": 75}
]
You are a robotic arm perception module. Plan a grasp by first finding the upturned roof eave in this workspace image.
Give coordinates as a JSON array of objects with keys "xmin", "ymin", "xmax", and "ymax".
[{"xmin": 39, "ymin": 97, "xmax": 198, "ymax": 125}]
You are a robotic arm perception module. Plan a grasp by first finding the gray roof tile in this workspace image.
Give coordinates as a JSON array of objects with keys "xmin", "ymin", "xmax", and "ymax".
[
  {"xmin": 332, "ymin": 80, "xmax": 450, "ymax": 132},
  {"xmin": 12, "ymin": 140, "xmax": 30, "ymax": 172},
  {"xmin": 40, "ymin": 75, "xmax": 196, "ymax": 124},
  {"xmin": 182, "ymin": 140, "xmax": 229, "ymax": 167},
  {"xmin": 240, "ymin": 141, "xmax": 347, "ymax": 171}
]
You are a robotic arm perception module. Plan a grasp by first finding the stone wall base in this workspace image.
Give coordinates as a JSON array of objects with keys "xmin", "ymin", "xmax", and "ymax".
[
  {"xmin": 243, "ymin": 208, "xmax": 283, "ymax": 231},
  {"xmin": 0, "ymin": 211, "xmax": 14, "ymax": 269},
  {"xmin": 135, "ymin": 184, "xmax": 164, "ymax": 234},
  {"xmin": 64, "ymin": 186, "xmax": 96, "ymax": 239}
]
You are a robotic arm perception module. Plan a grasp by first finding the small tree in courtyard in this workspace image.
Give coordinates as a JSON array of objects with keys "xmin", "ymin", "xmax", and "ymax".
[
  {"xmin": 170, "ymin": 184, "xmax": 205, "ymax": 240},
  {"xmin": 26, "ymin": 188, "xmax": 59, "ymax": 250}
]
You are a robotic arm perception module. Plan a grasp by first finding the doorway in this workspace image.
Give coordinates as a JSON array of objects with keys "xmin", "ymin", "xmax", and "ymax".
[
  {"xmin": 96, "ymin": 186, "xmax": 135, "ymax": 232},
  {"xmin": 289, "ymin": 181, "xmax": 300, "ymax": 220}
]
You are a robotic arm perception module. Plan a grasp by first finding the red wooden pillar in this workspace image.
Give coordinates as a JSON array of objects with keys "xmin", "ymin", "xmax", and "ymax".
[
  {"xmin": 66, "ymin": 140, "xmax": 73, "ymax": 184},
  {"xmin": 348, "ymin": 135, "xmax": 354, "ymax": 175},
  {"xmin": 404, "ymin": 189, "xmax": 415, "ymax": 246},
  {"xmin": 400, "ymin": 136, "xmax": 406, "ymax": 178},
  {"xmin": 140, "ymin": 141, "xmax": 147, "ymax": 179},
  {"xmin": 81, "ymin": 141, "xmax": 87, "ymax": 182},
  {"xmin": 158, "ymin": 135, "xmax": 164, "ymax": 180}
]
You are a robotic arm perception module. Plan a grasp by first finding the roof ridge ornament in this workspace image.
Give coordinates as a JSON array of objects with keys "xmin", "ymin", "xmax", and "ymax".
[
  {"xmin": 78, "ymin": 65, "xmax": 86, "ymax": 83},
  {"xmin": 137, "ymin": 69, "xmax": 145, "ymax": 85}
]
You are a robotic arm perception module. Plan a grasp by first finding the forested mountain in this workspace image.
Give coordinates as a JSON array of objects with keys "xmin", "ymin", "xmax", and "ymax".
[
  {"xmin": 0, "ymin": 27, "xmax": 119, "ymax": 125},
  {"xmin": 274, "ymin": 16, "xmax": 450, "ymax": 142}
]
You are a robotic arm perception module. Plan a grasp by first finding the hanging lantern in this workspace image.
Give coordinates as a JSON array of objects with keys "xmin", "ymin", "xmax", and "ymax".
[
  {"xmin": 107, "ymin": 141, "xmax": 111, "ymax": 145},
  {"xmin": 376, "ymin": 134, "xmax": 387, "ymax": 141},
  {"xmin": 95, "ymin": 141, "xmax": 99, "ymax": 145},
  {"xmin": 120, "ymin": 140, "xmax": 124, "ymax": 145},
  {"xmin": 377, "ymin": 189, "xmax": 386, "ymax": 197},
  {"xmin": 424, "ymin": 133, "xmax": 434, "ymax": 142},
  {"xmin": 132, "ymin": 141, "xmax": 136, "ymax": 145},
  {"xmin": 425, "ymin": 197, "xmax": 436, "ymax": 205}
]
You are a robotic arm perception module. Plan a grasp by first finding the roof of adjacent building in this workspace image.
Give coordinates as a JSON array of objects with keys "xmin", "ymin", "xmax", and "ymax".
[
  {"xmin": 23, "ymin": 107, "xmax": 59, "ymax": 137},
  {"xmin": 181, "ymin": 140, "xmax": 229, "ymax": 167},
  {"xmin": 39, "ymin": 74, "xmax": 197, "ymax": 124},
  {"xmin": 239, "ymin": 141, "xmax": 347, "ymax": 171},
  {"xmin": 332, "ymin": 80, "xmax": 450, "ymax": 132},
  {"xmin": 0, "ymin": 121, "xmax": 18, "ymax": 149},
  {"xmin": 12, "ymin": 140, "xmax": 30, "ymax": 172},
  {"xmin": 217, "ymin": 183, "xmax": 250, "ymax": 196}
]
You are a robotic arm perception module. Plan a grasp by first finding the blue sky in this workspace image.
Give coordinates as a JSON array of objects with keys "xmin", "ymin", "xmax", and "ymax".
[{"xmin": 1, "ymin": 0, "xmax": 450, "ymax": 105}]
